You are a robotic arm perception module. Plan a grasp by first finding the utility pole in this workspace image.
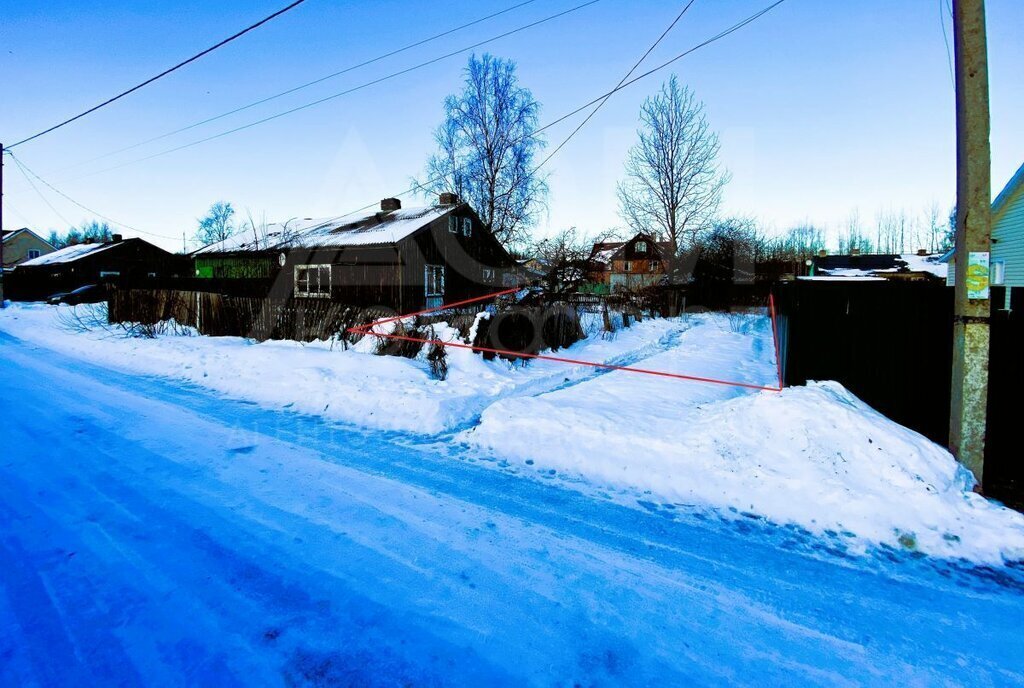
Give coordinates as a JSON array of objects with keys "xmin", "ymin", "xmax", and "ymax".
[
  {"xmin": 949, "ymin": 0, "xmax": 992, "ymax": 486},
  {"xmin": 1, "ymin": 143, "xmax": 6, "ymax": 306}
]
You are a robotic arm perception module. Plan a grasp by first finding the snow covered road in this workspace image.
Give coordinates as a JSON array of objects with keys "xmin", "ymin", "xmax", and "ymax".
[{"xmin": 2, "ymin": 332, "xmax": 1024, "ymax": 686}]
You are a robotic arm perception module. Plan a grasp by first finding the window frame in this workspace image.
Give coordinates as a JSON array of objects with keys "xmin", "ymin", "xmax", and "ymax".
[
  {"xmin": 462, "ymin": 217, "xmax": 473, "ymax": 237},
  {"xmin": 481, "ymin": 267, "xmax": 495, "ymax": 283},
  {"xmin": 294, "ymin": 263, "xmax": 332, "ymax": 299},
  {"xmin": 425, "ymin": 264, "xmax": 445, "ymax": 297},
  {"xmin": 27, "ymin": 249, "xmax": 41, "ymax": 260},
  {"xmin": 623, "ymin": 261, "xmax": 632, "ymax": 272},
  {"xmin": 448, "ymin": 216, "xmax": 458, "ymax": 234},
  {"xmin": 635, "ymin": 241, "xmax": 647, "ymax": 253}
]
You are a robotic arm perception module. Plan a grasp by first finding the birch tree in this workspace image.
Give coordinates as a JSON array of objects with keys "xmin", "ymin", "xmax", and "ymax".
[
  {"xmin": 617, "ymin": 76, "xmax": 730, "ymax": 271},
  {"xmin": 420, "ymin": 53, "xmax": 548, "ymax": 246}
]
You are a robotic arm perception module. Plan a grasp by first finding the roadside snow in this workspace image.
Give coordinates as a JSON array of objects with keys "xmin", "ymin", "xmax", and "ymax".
[
  {"xmin": 2, "ymin": 302, "xmax": 1021, "ymax": 566},
  {"xmin": 0, "ymin": 303, "xmax": 690, "ymax": 435},
  {"xmin": 462, "ymin": 315, "xmax": 1024, "ymax": 565}
]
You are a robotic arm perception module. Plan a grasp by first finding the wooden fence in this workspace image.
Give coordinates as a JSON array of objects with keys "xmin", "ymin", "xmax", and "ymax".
[{"xmin": 108, "ymin": 289, "xmax": 390, "ymax": 342}]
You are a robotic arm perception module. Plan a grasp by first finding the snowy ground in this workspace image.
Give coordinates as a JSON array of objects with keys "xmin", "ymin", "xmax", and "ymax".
[
  {"xmin": 2, "ymin": 302, "xmax": 1022, "ymax": 568},
  {"xmin": 2, "ymin": 331, "xmax": 1024, "ymax": 685}
]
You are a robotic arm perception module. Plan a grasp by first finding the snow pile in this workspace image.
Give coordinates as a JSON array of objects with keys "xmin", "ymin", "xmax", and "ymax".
[
  {"xmin": 0, "ymin": 302, "xmax": 691, "ymax": 435},
  {"xmin": 463, "ymin": 317, "xmax": 1024, "ymax": 564}
]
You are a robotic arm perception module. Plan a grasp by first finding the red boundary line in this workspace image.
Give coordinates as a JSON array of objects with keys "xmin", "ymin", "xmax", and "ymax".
[{"xmin": 348, "ymin": 287, "xmax": 783, "ymax": 393}]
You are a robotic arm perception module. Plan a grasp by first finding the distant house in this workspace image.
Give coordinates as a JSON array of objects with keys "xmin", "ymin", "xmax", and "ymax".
[
  {"xmin": 808, "ymin": 251, "xmax": 947, "ymax": 282},
  {"xmin": 943, "ymin": 160, "xmax": 1024, "ymax": 309},
  {"xmin": 193, "ymin": 195, "xmax": 519, "ymax": 311},
  {"xmin": 587, "ymin": 232, "xmax": 671, "ymax": 292},
  {"xmin": 8, "ymin": 235, "xmax": 181, "ymax": 301},
  {"xmin": 2, "ymin": 228, "xmax": 55, "ymax": 269}
]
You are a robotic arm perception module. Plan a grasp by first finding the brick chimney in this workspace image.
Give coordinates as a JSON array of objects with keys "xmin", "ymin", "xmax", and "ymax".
[
  {"xmin": 380, "ymin": 198, "xmax": 401, "ymax": 212},
  {"xmin": 112, "ymin": 233, "xmax": 123, "ymax": 243},
  {"xmin": 817, "ymin": 249, "xmax": 827, "ymax": 258},
  {"xmin": 851, "ymin": 247, "xmax": 861, "ymax": 256},
  {"xmin": 438, "ymin": 192, "xmax": 459, "ymax": 206},
  {"xmin": 917, "ymin": 248, "xmax": 928, "ymax": 256}
]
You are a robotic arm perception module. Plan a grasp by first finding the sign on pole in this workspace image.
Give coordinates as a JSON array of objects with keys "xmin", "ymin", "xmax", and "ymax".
[{"xmin": 966, "ymin": 251, "xmax": 990, "ymax": 300}]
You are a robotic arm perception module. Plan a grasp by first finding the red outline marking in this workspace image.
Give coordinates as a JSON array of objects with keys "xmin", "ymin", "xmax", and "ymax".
[{"xmin": 349, "ymin": 287, "xmax": 782, "ymax": 392}]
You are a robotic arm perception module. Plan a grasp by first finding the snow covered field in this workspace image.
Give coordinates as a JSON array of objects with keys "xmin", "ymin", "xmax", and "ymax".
[{"xmin": 1, "ymin": 302, "xmax": 1023, "ymax": 567}]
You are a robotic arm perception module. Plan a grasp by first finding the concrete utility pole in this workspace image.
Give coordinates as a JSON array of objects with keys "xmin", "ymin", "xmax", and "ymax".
[
  {"xmin": 949, "ymin": 0, "xmax": 992, "ymax": 486},
  {"xmin": 1, "ymin": 143, "xmax": 5, "ymax": 305}
]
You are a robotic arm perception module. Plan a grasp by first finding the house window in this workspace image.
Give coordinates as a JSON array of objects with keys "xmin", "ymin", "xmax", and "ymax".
[
  {"xmin": 635, "ymin": 241, "xmax": 647, "ymax": 253},
  {"xmin": 425, "ymin": 264, "xmax": 445, "ymax": 308},
  {"xmin": 448, "ymin": 216, "xmax": 458, "ymax": 233},
  {"xmin": 99, "ymin": 271, "xmax": 121, "ymax": 278},
  {"xmin": 482, "ymin": 267, "xmax": 495, "ymax": 283},
  {"xmin": 462, "ymin": 217, "xmax": 472, "ymax": 236},
  {"xmin": 623, "ymin": 261, "xmax": 632, "ymax": 272},
  {"xmin": 294, "ymin": 264, "xmax": 331, "ymax": 298},
  {"xmin": 27, "ymin": 249, "xmax": 41, "ymax": 259}
]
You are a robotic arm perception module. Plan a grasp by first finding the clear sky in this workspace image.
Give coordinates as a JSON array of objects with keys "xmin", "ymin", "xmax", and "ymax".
[{"xmin": 1, "ymin": 0, "xmax": 1022, "ymax": 252}]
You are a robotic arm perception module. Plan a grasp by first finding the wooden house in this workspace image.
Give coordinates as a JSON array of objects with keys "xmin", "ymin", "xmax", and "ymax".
[
  {"xmin": 192, "ymin": 195, "xmax": 519, "ymax": 311},
  {"xmin": 8, "ymin": 235, "xmax": 183, "ymax": 301},
  {"xmin": 2, "ymin": 228, "xmax": 55, "ymax": 269},
  {"xmin": 587, "ymin": 232, "xmax": 671, "ymax": 292}
]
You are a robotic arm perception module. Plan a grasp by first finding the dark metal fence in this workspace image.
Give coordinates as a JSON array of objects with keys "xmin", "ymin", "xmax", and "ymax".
[{"xmin": 774, "ymin": 280, "xmax": 1021, "ymax": 502}]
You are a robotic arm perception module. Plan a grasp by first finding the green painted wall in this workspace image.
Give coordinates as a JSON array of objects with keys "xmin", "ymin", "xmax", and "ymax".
[{"xmin": 195, "ymin": 256, "xmax": 274, "ymax": 279}]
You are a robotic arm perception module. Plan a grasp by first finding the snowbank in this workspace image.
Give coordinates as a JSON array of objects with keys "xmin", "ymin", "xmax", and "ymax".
[
  {"xmin": 0, "ymin": 303, "xmax": 691, "ymax": 435},
  {"xmin": 463, "ymin": 320, "xmax": 1024, "ymax": 564}
]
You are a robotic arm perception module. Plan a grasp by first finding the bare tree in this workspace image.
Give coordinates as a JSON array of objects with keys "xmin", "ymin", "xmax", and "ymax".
[
  {"xmin": 419, "ymin": 53, "xmax": 548, "ymax": 247},
  {"xmin": 617, "ymin": 76, "xmax": 730, "ymax": 272},
  {"xmin": 838, "ymin": 209, "xmax": 873, "ymax": 254},
  {"xmin": 195, "ymin": 201, "xmax": 236, "ymax": 246},
  {"xmin": 531, "ymin": 227, "xmax": 618, "ymax": 294}
]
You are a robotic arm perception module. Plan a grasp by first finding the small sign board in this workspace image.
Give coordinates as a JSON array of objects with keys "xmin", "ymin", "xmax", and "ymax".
[{"xmin": 966, "ymin": 251, "xmax": 990, "ymax": 300}]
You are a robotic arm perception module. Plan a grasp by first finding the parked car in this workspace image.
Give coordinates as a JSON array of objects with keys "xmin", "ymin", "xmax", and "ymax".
[{"xmin": 47, "ymin": 284, "xmax": 104, "ymax": 305}]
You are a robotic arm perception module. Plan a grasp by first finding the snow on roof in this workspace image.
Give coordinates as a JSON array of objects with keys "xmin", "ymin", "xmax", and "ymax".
[
  {"xmin": 19, "ymin": 241, "xmax": 117, "ymax": 266},
  {"xmin": 194, "ymin": 205, "xmax": 452, "ymax": 254},
  {"xmin": 815, "ymin": 253, "xmax": 947, "ymax": 279}
]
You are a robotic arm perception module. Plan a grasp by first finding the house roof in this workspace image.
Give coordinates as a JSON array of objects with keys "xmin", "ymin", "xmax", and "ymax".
[
  {"xmin": 589, "ymin": 233, "xmax": 671, "ymax": 266},
  {"xmin": 19, "ymin": 241, "xmax": 119, "ymax": 266},
  {"xmin": 813, "ymin": 253, "xmax": 947, "ymax": 279},
  {"xmin": 193, "ymin": 204, "xmax": 454, "ymax": 255},
  {"xmin": 993, "ymin": 160, "xmax": 1024, "ymax": 218},
  {"xmin": 2, "ymin": 227, "xmax": 55, "ymax": 249}
]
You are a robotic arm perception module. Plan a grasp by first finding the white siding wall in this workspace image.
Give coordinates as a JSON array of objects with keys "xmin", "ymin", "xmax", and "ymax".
[{"xmin": 993, "ymin": 184, "xmax": 1024, "ymax": 288}]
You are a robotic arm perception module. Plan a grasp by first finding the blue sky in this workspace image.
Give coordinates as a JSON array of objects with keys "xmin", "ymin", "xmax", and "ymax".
[{"xmin": 1, "ymin": 0, "xmax": 1022, "ymax": 251}]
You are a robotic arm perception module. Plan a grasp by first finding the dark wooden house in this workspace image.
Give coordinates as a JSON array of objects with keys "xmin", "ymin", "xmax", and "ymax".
[
  {"xmin": 7, "ymin": 235, "xmax": 184, "ymax": 301},
  {"xmin": 192, "ymin": 195, "xmax": 520, "ymax": 311}
]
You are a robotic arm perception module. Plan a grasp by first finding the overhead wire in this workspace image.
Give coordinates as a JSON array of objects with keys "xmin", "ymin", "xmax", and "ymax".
[
  {"xmin": 6, "ymin": 150, "xmax": 179, "ymax": 240},
  {"xmin": 8, "ymin": 0, "xmax": 310, "ymax": 148},
  {"xmin": 56, "ymin": 0, "xmax": 543, "ymax": 172},
  {"xmin": 534, "ymin": 0, "xmax": 698, "ymax": 173},
  {"xmin": 63, "ymin": 0, "xmax": 603, "ymax": 182}
]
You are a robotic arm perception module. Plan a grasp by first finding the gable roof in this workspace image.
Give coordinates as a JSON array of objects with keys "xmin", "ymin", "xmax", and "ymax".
[
  {"xmin": 993, "ymin": 161, "xmax": 1024, "ymax": 219},
  {"xmin": 20, "ymin": 241, "xmax": 119, "ymax": 266},
  {"xmin": 194, "ymin": 205, "xmax": 455, "ymax": 255},
  {"xmin": 589, "ymin": 233, "xmax": 671, "ymax": 266},
  {"xmin": 2, "ymin": 227, "xmax": 56, "ymax": 250}
]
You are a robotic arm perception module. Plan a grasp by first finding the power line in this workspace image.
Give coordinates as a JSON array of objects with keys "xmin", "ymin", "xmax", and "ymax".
[
  {"xmin": 58, "ymin": 0, "xmax": 542, "ymax": 173},
  {"xmin": 8, "ymin": 0, "xmax": 309, "ymax": 149},
  {"xmin": 5, "ymin": 150, "xmax": 179, "ymax": 240},
  {"xmin": 9, "ymin": 153, "xmax": 76, "ymax": 227},
  {"xmin": 381, "ymin": 0, "xmax": 788, "ymax": 221},
  {"xmin": 938, "ymin": 0, "xmax": 955, "ymax": 89},
  {"xmin": 535, "ymin": 0, "xmax": 698, "ymax": 173},
  {"xmin": 66, "ymin": 0, "xmax": 603, "ymax": 182}
]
